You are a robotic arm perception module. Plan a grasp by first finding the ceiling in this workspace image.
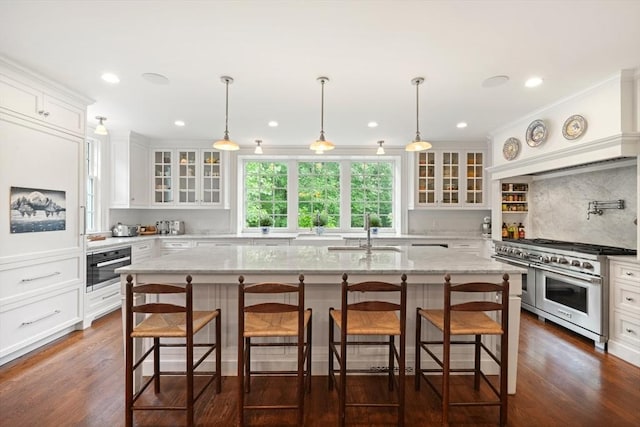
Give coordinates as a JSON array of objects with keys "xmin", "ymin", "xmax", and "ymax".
[{"xmin": 1, "ymin": 0, "xmax": 640, "ymax": 149}]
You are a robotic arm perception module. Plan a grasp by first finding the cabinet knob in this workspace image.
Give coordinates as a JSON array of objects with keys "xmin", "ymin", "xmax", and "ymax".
[
  {"xmin": 38, "ymin": 110, "xmax": 45, "ymax": 115},
  {"xmin": 625, "ymin": 296, "xmax": 634, "ymax": 302},
  {"xmin": 625, "ymin": 271, "xmax": 634, "ymax": 276},
  {"xmin": 625, "ymin": 328, "xmax": 636, "ymax": 334},
  {"xmin": 43, "ymin": 111, "xmax": 50, "ymax": 117}
]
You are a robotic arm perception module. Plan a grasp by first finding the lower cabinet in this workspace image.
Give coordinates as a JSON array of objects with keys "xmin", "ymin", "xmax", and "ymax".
[
  {"xmin": 83, "ymin": 283, "xmax": 121, "ymax": 329},
  {"xmin": 609, "ymin": 259, "xmax": 640, "ymax": 367},
  {"xmin": 0, "ymin": 285, "xmax": 82, "ymax": 365},
  {"xmin": 159, "ymin": 239, "xmax": 193, "ymax": 256}
]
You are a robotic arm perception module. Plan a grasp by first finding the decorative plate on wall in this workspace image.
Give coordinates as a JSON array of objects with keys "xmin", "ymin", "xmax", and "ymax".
[
  {"xmin": 562, "ymin": 115, "xmax": 587, "ymax": 140},
  {"xmin": 526, "ymin": 119, "xmax": 548, "ymax": 147},
  {"xmin": 502, "ymin": 137, "xmax": 521, "ymax": 161}
]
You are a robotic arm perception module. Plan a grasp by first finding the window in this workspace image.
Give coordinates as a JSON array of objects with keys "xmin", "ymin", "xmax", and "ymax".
[
  {"xmin": 297, "ymin": 161, "xmax": 340, "ymax": 228},
  {"xmin": 350, "ymin": 161, "xmax": 393, "ymax": 228},
  {"xmin": 245, "ymin": 161, "xmax": 288, "ymax": 227},
  {"xmin": 242, "ymin": 157, "xmax": 397, "ymax": 232},
  {"xmin": 85, "ymin": 138, "xmax": 99, "ymax": 232}
]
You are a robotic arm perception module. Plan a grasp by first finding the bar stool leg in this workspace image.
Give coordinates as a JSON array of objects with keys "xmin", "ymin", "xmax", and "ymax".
[
  {"xmin": 388, "ymin": 335, "xmax": 394, "ymax": 391},
  {"xmin": 415, "ymin": 307, "xmax": 421, "ymax": 391},
  {"xmin": 187, "ymin": 333, "xmax": 194, "ymax": 427},
  {"xmin": 328, "ymin": 311, "xmax": 335, "ymax": 391},
  {"xmin": 474, "ymin": 334, "xmax": 481, "ymax": 390},
  {"xmin": 245, "ymin": 337, "xmax": 251, "ymax": 393},
  {"xmin": 442, "ymin": 330, "xmax": 451, "ymax": 427},
  {"xmin": 238, "ymin": 333, "xmax": 244, "ymax": 427}
]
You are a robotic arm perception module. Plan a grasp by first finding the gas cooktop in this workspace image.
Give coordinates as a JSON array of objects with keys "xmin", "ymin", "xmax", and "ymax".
[{"xmin": 503, "ymin": 238, "xmax": 637, "ymax": 256}]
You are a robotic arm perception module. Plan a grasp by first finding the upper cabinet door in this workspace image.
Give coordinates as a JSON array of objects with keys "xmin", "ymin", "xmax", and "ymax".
[
  {"xmin": 0, "ymin": 73, "xmax": 85, "ymax": 136},
  {"xmin": 152, "ymin": 150, "xmax": 174, "ymax": 204},
  {"xmin": 415, "ymin": 149, "xmax": 487, "ymax": 208},
  {"xmin": 200, "ymin": 150, "xmax": 222, "ymax": 205},
  {"xmin": 177, "ymin": 150, "xmax": 198, "ymax": 204}
]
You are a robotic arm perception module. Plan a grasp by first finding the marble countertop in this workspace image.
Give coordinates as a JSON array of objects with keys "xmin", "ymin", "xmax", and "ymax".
[{"xmin": 116, "ymin": 245, "xmax": 521, "ymax": 276}]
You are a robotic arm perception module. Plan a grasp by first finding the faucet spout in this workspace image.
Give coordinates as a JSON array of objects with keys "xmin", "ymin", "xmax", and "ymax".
[{"xmin": 363, "ymin": 213, "xmax": 372, "ymax": 254}]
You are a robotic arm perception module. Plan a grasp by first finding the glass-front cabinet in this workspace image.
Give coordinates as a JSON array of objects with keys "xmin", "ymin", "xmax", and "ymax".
[
  {"xmin": 201, "ymin": 150, "xmax": 221, "ymax": 204},
  {"xmin": 416, "ymin": 149, "xmax": 485, "ymax": 208},
  {"xmin": 152, "ymin": 149, "xmax": 223, "ymax": 206},
  {"xmin": 153, "ymin": 150, "xmax": 173, "ymax": 204}
]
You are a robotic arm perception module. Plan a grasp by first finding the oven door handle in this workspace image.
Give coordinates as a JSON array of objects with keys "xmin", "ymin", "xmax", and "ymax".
[
  {"xmin": 96, "ymin": 256, "xmax": 131, "ymax": 268},
  {"xmin": 536, "ymin": 264, "xmax": 602, "ymax": 285}
]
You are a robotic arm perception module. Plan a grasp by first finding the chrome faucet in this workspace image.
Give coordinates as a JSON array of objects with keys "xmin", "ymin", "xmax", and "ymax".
[{"xmin": 362, "ymin": 213, "xmax": 372, "ymax": 254}]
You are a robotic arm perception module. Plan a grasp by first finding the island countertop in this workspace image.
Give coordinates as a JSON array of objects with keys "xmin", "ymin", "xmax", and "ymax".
[{"xmin": 116, "ymin": 245, "xmax": 522, "ymax": 277}]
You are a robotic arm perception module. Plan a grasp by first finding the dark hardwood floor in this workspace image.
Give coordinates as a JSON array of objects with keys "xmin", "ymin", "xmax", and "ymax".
[{"xmin": 1, "ymin": 309, "xmax": 639, "ymax": 426}]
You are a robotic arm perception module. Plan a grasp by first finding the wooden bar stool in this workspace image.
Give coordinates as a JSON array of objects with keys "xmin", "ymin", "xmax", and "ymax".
[
  {"xmin": 237, "ymin": 274, "xmax": 312, "ymax": 426},
  {"xmin": 415, "ymin": 273, "xmax": 509, "ymax": 426},
  {"xmin": 328, "ymin": 273, "xmax": 407, "ymax": 427},
  {"xmin": 125, "ymin": 274, "xmax": 221, "ymax": 427}
]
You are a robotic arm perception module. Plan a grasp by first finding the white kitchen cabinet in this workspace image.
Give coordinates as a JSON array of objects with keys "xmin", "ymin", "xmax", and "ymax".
[
  {"xmin": 111, "ymin": 132, "xmax": 149, "ymax": 208},
  {"xmin": 0, "ymin": 71, "xmax": 85, "ymax": 136},
  {"xmin": 159, "ymin": 239, "xmax": 193, "ymax": 256},
  {"xmin": 0, "ymin": 58, "xmax": 89, "ymax": 366},
  {"xmin": 152, "ymin": 149, "xmax": 223, "ymax": 207},
  {"xmin": 416, "ymin": 149, "xmax": 486, "ymax": 208},
  {"xmin": 82, "ymin": 282, "xmax": 120, "ymax": 329},
  {"xmin": 608, "ymin": 259, "xmax": 640, "ymax": 367},
  {"xmin": 132, "ymin": 240, "xmax": 155, "ymax": 263}
]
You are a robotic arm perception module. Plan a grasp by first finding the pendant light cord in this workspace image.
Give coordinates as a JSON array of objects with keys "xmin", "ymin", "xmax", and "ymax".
[
  {"xmin": 415, "ymin": 80, "xmax": 421, "ymax": 141},
  {"xmin": 319, "ymin": 78, "xmax": 325, "ymax": 141},
  {"xmin": 224, "ymin": 78, "xmax": 230, "ymax": 139}
]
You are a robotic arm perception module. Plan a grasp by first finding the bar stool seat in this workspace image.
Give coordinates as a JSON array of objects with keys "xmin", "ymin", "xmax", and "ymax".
[
  {"xmin": 125, "ymin": 274, "xmax": 221, "ymax": 427},
  {"xmin": 415, "ymin": 273, "xmax": 509, "ymax": 426},
  {"xmin": 329, "ymin": 310, "xmax": 401, "ymax": 335}
]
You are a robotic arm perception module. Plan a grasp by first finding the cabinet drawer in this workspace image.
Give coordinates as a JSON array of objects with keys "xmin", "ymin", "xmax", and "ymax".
[
  {"xmin": 611, "ymin": 262, "xmax": 640, "ymax": 284},
  {"xmin": 85, "ymin": 284, "xmax": 121, "ymax": 316},
  {"xmin": 611, "ymin": 311, "xmax": 640, "ymax": 348},
  {"xmin": 160, "ymin": 240, "xmax": 192, "ymax": 249},
  {"xmin": 0, "ymin": 287, "xmax": 81, "ymax": 356},
  {"xmin": 0, "ymin": 256, "xmax": 81, "ymax": 301},
  {"xmin": 613, "ymin": 283, "xmax": 640, "ymax": 315}
]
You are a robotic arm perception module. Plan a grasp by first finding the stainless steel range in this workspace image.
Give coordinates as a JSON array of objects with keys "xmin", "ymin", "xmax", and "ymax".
[{"xmin": 493, "ymin": 239, "xmax": 636, "ymax": 348}]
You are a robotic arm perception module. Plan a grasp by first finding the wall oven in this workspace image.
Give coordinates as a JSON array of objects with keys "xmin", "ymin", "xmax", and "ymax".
[
  {"xmin": 492, "ymin": 254, "xmax": 536, "ymax": 310},
  {"xmin": 86, "ymin": 246, "xmax": 131, "ymax": 292}
]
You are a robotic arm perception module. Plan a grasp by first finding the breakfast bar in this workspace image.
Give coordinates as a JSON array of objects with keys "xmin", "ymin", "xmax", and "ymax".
[{"xmin": 117, "ymin": 245, "xmax": 525, "ymax": 393}]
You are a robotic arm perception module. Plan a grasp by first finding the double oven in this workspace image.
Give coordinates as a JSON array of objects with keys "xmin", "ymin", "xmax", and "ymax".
[
  {"xmin": 494, "ymin": 239, "xmax": 636, "ymax": 348},
  {"xmin": 86, "ymin": 246, "xmax": 132, "ymax": 292}
]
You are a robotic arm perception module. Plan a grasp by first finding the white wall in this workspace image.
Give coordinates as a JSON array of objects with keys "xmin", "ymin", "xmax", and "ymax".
[
  {"xmin": 110, "ymin": 209, "xmax": 232, "ymax": 234},
  {"xmin": 408, "ymin": 209, "xmax": 490, "ymax": 235}
]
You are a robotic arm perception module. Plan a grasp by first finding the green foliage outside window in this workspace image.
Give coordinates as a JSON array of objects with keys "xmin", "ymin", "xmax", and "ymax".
[
  {"xmin": 245, "ymin": 161, "xmax": 288, "ymax": 228},
  {"xmin": 350, "ymin": 162, "xmax": 393, "ymax": 228},
  {"xmin": 298, "ymin": 162, "xmax": 340, "ymax": 228}
]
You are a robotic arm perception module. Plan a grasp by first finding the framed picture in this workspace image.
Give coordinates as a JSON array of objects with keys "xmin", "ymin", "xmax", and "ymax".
[{"xmin": 10, "ymin": 186, "xmax": 66, "ymax": 233}]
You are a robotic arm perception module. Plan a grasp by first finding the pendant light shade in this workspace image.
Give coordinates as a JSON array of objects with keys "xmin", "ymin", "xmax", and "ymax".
[
  {"xmin": 94, "ymin": 116, "xmax": 108, "ymax": 135},
  {"xmin": 213, "ymin": 76, "xmax": 239, "ymax": 151},
  {"xmin": 254, "ymin": 139, "xmax": 263, "ymax": 154},
  {"xmin": 405, "ymin": 77, "xmax": 432, "ymax": 152},
  {"xmin": 310, "ymin": 77, "xmax": 335, "ymax": 154},
  {"xmin": 376, "ymin": 140, "xmax": 385, "ymax": 155}
]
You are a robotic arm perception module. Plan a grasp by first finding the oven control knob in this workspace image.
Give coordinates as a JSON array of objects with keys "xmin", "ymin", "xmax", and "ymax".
[
  {"xmin": 550, "ymin": 256, "xmax": 559, "ymax": 263},
  {"xmin": 558, "ymin": 258, "xmax": 569, "ymax": 264},
  {"xmin": 513, "ymin": 250, "xmax": 522, "ymax": 257},
  {"xmin": 581, "ymin": 262, "xmax": 594, "ymax": 270},
  {"xmin": 541, "ymin": 256, "xmax": 550, "ymax": 263},
  {"xmin": 571, "ymin": 260, "xmax": 581, "ymax": 267}
]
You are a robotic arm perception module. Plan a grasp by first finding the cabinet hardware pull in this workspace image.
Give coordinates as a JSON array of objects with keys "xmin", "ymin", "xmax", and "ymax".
[
  {"xmin": 102, "ymin": 291, "xmax": 120, "ymax": 300},
  {"xmin": 20, "ymin": 309, "xmax": 61, "ymax": 326},
  {"xmin": 625, "ymin": 296, "xmax": 635, "ymax": 302},
  {"xmin": 625, "ymin": 328, "xmax": 635, "ymax": 334},
  {"xmin": 43, "ymin": 111, "xmax": 50, "ymax": 117},
  {"xmin": 37, "ymin": 110, "xmax": 45, "ymax": 115},
  {"xmin": 625, "ymin": 271, "xmax": 634, "ymax": 276},
  {"xmin": 20, "ymin": 271, "xmax": 61, "ymax": 283}
]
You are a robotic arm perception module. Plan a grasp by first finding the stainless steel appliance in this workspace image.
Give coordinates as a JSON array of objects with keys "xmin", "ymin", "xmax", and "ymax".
[
  {"xmin": 86, "ymin": 246, "xmax": 132, "ymax": 292},
  {"xmin": 481, "ymin": 216, "xmax": 491, "ymax": 237},
  {"xmin": 493, "ymin": 238, "xmax": 636, "ymax": 348},
  {"xmin": 111, "ymin": 223, "xmax": 139, "ymax": 237},
  {"xmin": 156, "ymin": 220, "xmax": 170, "ymax": 235},
  {"xmin": 169, "ymin": 220, "xmax": 185, "ymax": 235}
]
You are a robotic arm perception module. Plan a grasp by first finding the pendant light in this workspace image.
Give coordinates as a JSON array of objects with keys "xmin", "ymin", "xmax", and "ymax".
[
  {"xmin": 309, "ymin": 77, "xmax": 335, "ymax": 154},
  {"xmin": 405, "ymin": 77, "xmax": 432, "ymax": 152},
  {"xmin": 213, "ymin": 76, "xmax": 239, "ymax": 151},
  {"xmin": 376, "ymin": 140, "xmax": 385, "ymax": 155},
  {"xmin": 254, "ymin": 139, "xmax": 263, "ymax": 154},
  {"xmin": 94, "ymin": 116, "xmax": 108, "ymax": 135}
]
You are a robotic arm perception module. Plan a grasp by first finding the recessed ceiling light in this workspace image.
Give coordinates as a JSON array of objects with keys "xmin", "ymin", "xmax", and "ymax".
[
  {"xmin": 525, "ymin": 77, "xmax": 543, "ymax": 88},
  {"xmin": 367, "ymin": 121, "xmax": 378, "ymax": 128},
  {"xmin": 456, "ymin": 122, "xmax": 468, "ymax": 129},
  {"xmin": 174, "ymin": 120, "xmax": 185, "ymax": 127},
  {"xmin": 268, "ymin": 121, "xmax": 278, "ymax": 127},
  {"xmin": 101, "ymin": 73, "xmax": 120, "ymax": 84},
  {"xmin": 142, "ymin": 72, "xmax": 170, "ymax": 85},
  {"xmin": 481, "ymin": 75, "xmax": 509, "ymax": 88}
]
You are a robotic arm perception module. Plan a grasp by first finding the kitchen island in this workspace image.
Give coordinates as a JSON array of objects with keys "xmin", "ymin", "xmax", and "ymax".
[{"xmin": 117, "ymin": 245, "xmax": 524, "ymax": 393}]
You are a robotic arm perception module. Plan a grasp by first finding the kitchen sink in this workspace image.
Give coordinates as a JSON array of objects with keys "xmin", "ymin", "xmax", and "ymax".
[{"xmin": 327, "ymin": 246, "xmax": 402, "ymax": 252}]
